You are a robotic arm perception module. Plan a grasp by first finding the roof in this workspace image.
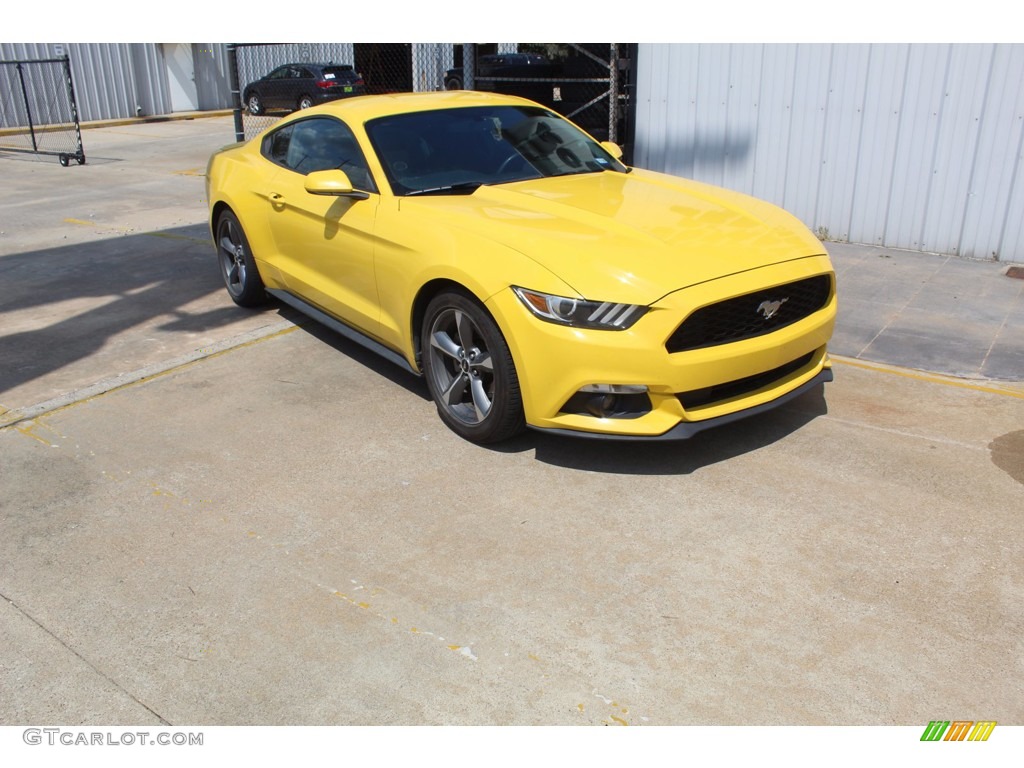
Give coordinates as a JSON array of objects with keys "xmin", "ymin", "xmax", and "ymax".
[{"xmin": 300, "ymin": 90, "xmax": 540, "ymax": 124}]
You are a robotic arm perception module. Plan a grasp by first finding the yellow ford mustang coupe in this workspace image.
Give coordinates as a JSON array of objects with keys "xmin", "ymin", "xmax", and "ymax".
[{"xmin": 207, "ymin": 91, "xmax": 835, "ymax": 444}]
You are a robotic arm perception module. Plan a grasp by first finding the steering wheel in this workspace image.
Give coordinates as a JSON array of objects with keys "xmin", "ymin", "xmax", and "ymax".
[{"xmin": 497, "ymin": 152, "xmax": 528, "ymax": 176}]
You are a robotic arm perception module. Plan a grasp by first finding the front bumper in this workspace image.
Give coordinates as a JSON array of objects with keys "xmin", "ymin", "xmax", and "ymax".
[
  {"xmin": 529, "ymin": 367, "xmax": 832, "ymax": 440},
  {"xmin": 486, "ymin": 255, "xmax": 836, "ymax": 439}
]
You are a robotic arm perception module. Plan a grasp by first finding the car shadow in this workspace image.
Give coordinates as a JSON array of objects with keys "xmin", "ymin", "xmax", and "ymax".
[
  {"xmin": 523, "ymin": 386, "xmax": 829, "ymax": 474},
  {"xmin": 289, "ymin": 316, "xmax": 831, "ymax": 475},
  {"xmin": 291, "ymin": 319, "xmax": 432, "ymax": 402},
  {"xmin": 0, "ymin": 224, "xmax": 257, "ymax": 400}
]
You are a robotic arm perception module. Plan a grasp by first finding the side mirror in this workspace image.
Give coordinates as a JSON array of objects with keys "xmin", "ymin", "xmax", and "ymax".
[
  {"xmin": 304, "ymin": 170, "xmax": 369, "ymax": 199},
  {"xmin": 599, "ymin": 141, "xmax": 624, "ymax": 161}
]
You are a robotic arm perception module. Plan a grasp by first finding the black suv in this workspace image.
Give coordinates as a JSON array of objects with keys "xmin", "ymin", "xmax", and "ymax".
[{"xmin": 243, "ymin": 63, "xmax": 366, "ymax": 115}]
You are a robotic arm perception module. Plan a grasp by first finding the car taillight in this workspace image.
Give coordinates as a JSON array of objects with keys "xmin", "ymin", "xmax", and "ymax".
[
  {"xmin": 316, "ymin": 80, "xmax": 334, "ymax": 89},
  {"xmin": 355, "ymin": 76, "xmax": 364, "ymax": 85}
]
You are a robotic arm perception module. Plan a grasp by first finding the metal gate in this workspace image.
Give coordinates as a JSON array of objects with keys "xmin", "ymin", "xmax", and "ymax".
[
  {"xmin": 0, "ymin": 55, "xmax": 85, "ymax": 166},
  {"xmin": 449, "ymin": 44, "xmax": 633, "ymax": 146},
  {"xmin": 226, "ymin": 43, "xmax": 635, "ymax": 159}
]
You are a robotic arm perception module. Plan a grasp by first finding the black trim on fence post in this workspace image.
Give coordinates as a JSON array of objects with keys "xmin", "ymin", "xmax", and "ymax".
[
  {"xmin": 228, "ymin": 44, "xmax": 244, "ymax": 142},
  {"xmin": 622, "ymin": 43, "xmax": 639, "ymax": 167},
  {"xmin": 463, "ymin": 44, "xmax": 475, "ymax": 90},
  {"xmin": 62, "ymin": 55, "xmax": 86, "ymax": 164},
  {"xmin": 16, "ymin": 62, "xmax": 38, "ymax": 152},
  {"xmin": 609, "ymin": 43, "xmax": 619, "ymax": 145}
]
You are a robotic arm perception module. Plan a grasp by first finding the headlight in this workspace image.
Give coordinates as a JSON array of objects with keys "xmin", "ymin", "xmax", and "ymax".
[{"xmin": 512, "ymin": 287, "xmax": 648, "ymax": 330}]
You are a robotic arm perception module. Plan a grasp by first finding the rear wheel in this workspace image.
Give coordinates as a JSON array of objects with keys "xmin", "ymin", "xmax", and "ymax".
[
  {"xmin": 246, "ymin": 92, "xmax": 263, "ymax": 115},
  {"xmin": 216, "ymin": 210, "xmax": 266, "ymax": 307},
  {"xmin": 422, "ymin": 291, "xmax": 525, "ymax": 444},
  {"xmin": 297, "ymin": 94, "xmax": 314, "ymax": 110}
]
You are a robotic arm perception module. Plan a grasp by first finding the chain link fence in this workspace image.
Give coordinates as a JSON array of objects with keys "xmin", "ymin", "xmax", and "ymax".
[
  {"xmin": 0, "ymin": 56, "xmax": 85, "ymax": 166},
  {"xmin": 229, "ymin": 43, "xmax": 634, "ymax": 157}
]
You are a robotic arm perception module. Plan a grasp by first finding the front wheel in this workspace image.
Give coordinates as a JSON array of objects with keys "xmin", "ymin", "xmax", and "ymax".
[
  {"xmin": 297, "ymin": 94, "xmax": 314, "ymax": 110},
  {"xmin": 246, "ymin": 92, "xmax": 263, "ymax": 115},
  {"xmin": 422, "ymin": 291, "xmax": 525, "ymax": 444},
  {"xmin": 216, "ymin": 210, "xmax": 267, "ymax": 307}
]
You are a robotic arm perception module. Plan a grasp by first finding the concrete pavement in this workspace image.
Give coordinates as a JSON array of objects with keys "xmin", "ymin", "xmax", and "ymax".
[
  {"xmin": 0, "ymin": 116, "xmax": 295, "ymax": 421},
  {"xmin": 829, "ymin": 242, "xmax": 1024, "ymax": 381},
  {"xmin": 1, "ymin": 115, "xmax": 1022, "ymax": 727}
]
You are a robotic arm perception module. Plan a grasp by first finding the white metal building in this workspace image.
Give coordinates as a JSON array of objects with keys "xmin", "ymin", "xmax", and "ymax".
[{"xmin": 633, "ymin": 43, "xmax": 1024, "ymax": 263}]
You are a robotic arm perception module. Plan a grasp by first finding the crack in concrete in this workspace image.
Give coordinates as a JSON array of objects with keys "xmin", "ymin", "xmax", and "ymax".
[{"xmin": 1, "ymin": 591, "xmax": 172, "ymax": 725}]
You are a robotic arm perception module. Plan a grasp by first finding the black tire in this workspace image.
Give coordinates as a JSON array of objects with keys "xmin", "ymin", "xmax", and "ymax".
[
  {"xmin": 58, "ymin": 153, "xmax": 69, "ymax": 167},
  {"xmin": 297, "ymin": 94, "xmax": 314, "ymax": 110},
  {"xmin": 422, "ymin": 291, "xmax": 525, "ymax": 444},
  {"xmin": 246, "ymin": 92, "xmax": 263, "ymax": 116},
  {"xmin": 215, "ymin": 210, "xmax": 267, "ymax": 308},
  {"xmin": 445, "ymin": 78, "xmax": 462, "ymax": 91}
]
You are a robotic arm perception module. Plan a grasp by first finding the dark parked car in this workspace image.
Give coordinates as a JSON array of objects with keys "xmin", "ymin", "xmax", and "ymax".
[
  {"xmin": 243, "ymin": 63, "xmax": 365, "ymax": 115},
  {"xmin": 443, "ymin": 53, "xmax": 557, "ymax": 92}
]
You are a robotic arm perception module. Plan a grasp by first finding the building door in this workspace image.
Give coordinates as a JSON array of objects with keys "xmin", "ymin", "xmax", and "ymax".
[{"xmin": 163, "ymin": 43, "xmax": 198, "ymax": 112}]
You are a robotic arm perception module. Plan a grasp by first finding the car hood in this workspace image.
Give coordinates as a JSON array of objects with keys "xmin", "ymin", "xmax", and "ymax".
[{"xmin": 411, "ymin": 168, "xmax": 826, "ymax": 304}]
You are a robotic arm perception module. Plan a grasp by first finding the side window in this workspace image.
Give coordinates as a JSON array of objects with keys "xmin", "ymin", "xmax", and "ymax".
[
  {"xmin": 264, "ymin": 123, "xmax": 293, "ymax": 166},
  {"xmin": 262, "ymin": 117, "xmax": 377, "ymax": 193}
]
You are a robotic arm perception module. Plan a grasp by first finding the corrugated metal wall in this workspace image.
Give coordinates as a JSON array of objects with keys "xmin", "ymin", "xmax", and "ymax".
[
  {"xmin": 0, "ymin": 42, "xmax": 237, "ymax": 120},
  {"xmin": 634, "ymin": 43, "xmax": 1024, "ymax": 263},
  {"xmin": 2, "ymin": 42, "xmax": 137, "ymax": 121}
]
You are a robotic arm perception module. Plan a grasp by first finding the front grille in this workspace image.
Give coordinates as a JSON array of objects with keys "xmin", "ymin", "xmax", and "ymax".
[
  {"xmin": 666, "ymin": 274, "xmax": 832, "ymax": 353},
  {"xmin": 677, "ymin": 351, "xmax": 815, "ymax": 410}
]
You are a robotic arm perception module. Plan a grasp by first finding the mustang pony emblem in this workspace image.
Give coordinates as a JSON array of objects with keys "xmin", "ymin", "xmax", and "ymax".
[{"xmin": 757, "ymin": 297, "xmax": 789, "ymax": 320}]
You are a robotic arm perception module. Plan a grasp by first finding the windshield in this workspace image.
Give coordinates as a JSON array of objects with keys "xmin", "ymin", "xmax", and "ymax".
[{"xmin": 365, "ymin": 106, "xmax": 627, "ymax": 196}]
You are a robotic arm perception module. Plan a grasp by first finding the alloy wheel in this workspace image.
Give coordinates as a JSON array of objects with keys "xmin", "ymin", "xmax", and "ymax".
[
  {"xmin": 217, "ymin": 216, "xmax": 248, "ymax": 298},
  {"xmin": 427, "ymin": 308, "xmax": 496, "ymax": 426}
]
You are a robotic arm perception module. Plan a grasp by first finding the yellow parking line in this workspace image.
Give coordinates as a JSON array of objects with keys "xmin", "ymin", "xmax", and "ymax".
[
  {"xmin": 64, "ymin": 217, "xmax": 132, "ymax": 234},
  {"xmin": 831, "ymin": 356, "xmax": 1024, "ymax": 400}
]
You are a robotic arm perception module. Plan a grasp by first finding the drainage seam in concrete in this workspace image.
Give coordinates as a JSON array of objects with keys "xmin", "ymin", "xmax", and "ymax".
[
  {"xmin": 1, "ymin": 591, "xmax": 172, "ymax": 725},
  {"xmin": 0, "ymin": 320, "xmax": 299, "ymax": 430}
]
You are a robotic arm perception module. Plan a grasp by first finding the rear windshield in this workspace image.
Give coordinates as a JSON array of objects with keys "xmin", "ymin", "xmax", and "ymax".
[{"xmin": 322, "ymin": 66, "xmax": 357, "ymax": 82}]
